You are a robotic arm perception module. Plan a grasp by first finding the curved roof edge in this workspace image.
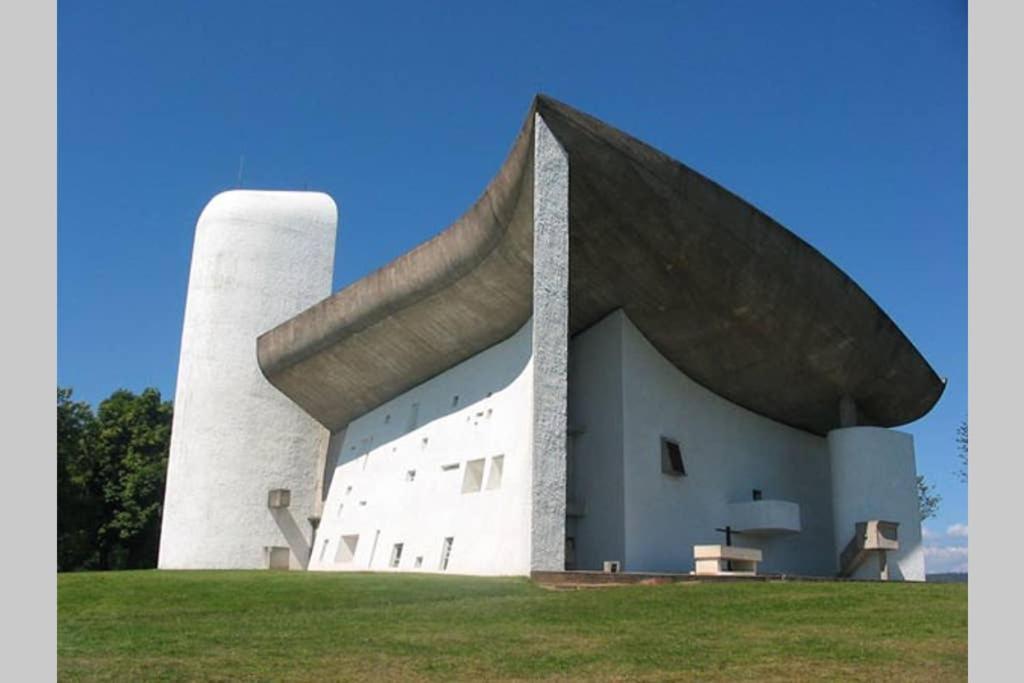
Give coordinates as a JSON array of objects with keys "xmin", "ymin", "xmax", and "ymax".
[{"xmin": 257, "ymin": 94, "xmax": 944, "ymax": 435}]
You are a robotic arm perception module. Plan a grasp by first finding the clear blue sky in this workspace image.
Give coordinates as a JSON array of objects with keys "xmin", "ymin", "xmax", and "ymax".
[{"xmin": 58, "ymin": 2, "xmax": 966, "ymax": 568}]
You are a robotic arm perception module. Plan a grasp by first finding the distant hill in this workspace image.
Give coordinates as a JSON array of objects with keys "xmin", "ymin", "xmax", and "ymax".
[{"xmin": 927, "ymin": 572, "xmax": 968, "ymax": 583}]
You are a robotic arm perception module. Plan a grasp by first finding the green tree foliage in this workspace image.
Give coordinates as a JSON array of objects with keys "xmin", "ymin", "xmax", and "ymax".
[
  {"xmin": 916, "ymin": 474, "xmax": 941, "ymax": 522},
  {"xmin": 57, "ymin": 387, "xmax": 173, "ymax": 571},
  {"xmin": 57, "ymin": 388, "xmax": 101, "ymax": 571}
]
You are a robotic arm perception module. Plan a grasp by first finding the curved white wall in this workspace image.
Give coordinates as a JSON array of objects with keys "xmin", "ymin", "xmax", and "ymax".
[
  {"xmin": 616, "ymin": 311, "xmax": 837, "ymax": 576},
  {"xmin": 159, "ymin": 190, "xmax": 337, "ymax": 569},
  {"xmin": 828, "ymin": 427, "xmax": 924, "ymax": 581},
  {"xmin": 310, "ymin": 319, "xmax": 535, "ymax": 576}
]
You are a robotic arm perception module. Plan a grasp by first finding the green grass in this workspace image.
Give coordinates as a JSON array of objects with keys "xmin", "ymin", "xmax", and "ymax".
[{"xmin": 58, "ymin": 571, "xmax": 966, "ymax": 681}]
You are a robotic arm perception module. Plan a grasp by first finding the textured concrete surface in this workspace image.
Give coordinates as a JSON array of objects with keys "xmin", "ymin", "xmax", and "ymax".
[
  {"xmin": 159, "ymin": 190, "xmax": 335, "ymax": 570},
  {"xmin": 529, "ymin": 115, "xmax": 569, "ymax": 571},
  {"xmin": 256, "ymin": 95, "xmax": 943, "ymax": 438}
]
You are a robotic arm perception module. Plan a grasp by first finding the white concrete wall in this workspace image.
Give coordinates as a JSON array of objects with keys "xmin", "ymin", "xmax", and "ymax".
[
  {"xmin": 828, "ymin": 427, "xmax": 925, "ymax": 581},
  {"xmin": 309, "ymin": 319, "xmax": 535, "ymax": 576},
  {"xmin": 566, "ymin": 313, "xmax": 625, "ymax": 570},
  {"xmin": 159, "ymin": 190, "xmax": 336, "ymax": 570},
  {"xmin": 574, "ymin": 310, "xmax": 839, "ymax": 576}
]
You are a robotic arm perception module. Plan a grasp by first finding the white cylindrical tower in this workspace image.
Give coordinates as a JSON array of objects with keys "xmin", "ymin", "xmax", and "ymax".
[
  {"xmin": 159, "ymin": 190, "xmax": 337, "ymax": 569},
  {"xmin": 827, "ymin": 427, "xmax": 925, "ymax": 581}
]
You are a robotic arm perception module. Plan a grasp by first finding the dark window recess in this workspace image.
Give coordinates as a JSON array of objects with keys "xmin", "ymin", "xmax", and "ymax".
[
  {"xmin": 661, "ymin": 438, "xmax": 686, "ymax": 476},
  {"xmin": 752, "ymin": 489, "xmax": 763, "ymax": 501}
]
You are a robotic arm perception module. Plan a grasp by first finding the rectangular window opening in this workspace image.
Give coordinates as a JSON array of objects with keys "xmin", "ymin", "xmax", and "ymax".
[
  {"xmin": 389, "ymin": 543, "xmax": 404, "ymax": 568},
  {"xmin": 661, "ymin": 437, "xmax": 686, "ymax": 476},
  {"xmin": 441, "ymin": 463, "xmax": 460, "ymax": 472},
  {"xmin": 335, "ymin": 534, "xmax": 359, "ymax": 563},
  {"xmin": 414, "ymin": 556, "xmax": 423, "ymax": 569},
  {"xmin": 462, "ymin": 458, "xmax": 486, "ymax": 493},
  {"xmin": 439, "ymin": 537, "xmax": 454, "ymax": 571},
  {"xmin": 406, "ymin": 469, "xmax": 417, "ymax": 482},
  {"xmin": 485, "ymin": 455, "xmax": 504, "ymax": 490},
  {"xmin": 452, "ymin": 395, "xmax": 459, "ymax": 408}
]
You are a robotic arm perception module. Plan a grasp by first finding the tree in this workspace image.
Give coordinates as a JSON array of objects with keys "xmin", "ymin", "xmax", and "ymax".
[
  {"xmin": 92, "ymin": 388, "xmax": 174, "ymax": 569},
  {"xmin": 57, "ymin": 388, "xmax": 100, "ymax": 571},
  {"xmin": 956, "ymin": 418, "xmax": 967, "ymax": 483},
  {"xmin": 57, "ymin": 387, "xmax": 173, "ymax": 571},
  {"xmin": 917, "ymin": 474, "xmax": 941, "ymax": 522}
]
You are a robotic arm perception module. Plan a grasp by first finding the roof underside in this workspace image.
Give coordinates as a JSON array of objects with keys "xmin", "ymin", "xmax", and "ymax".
[{"xmin": 257, "ymin": 95, "xmax": 944, "ymax": 436}]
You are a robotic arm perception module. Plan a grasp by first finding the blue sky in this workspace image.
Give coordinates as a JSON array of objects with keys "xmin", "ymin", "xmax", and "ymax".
[{"xmin": 58, "ymin": 1, "xmax": 966, "ymax": 570}]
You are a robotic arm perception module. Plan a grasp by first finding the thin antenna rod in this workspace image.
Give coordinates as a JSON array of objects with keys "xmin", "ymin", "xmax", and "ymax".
[{"xmin": 236, "ymin": 154, "xmax": 245, "ymax": 188}]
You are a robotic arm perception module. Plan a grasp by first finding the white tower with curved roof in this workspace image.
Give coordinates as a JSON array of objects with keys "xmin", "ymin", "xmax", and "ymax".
[{"xmin": 159, "ymin": 190, "xmax": 337, "ymax": 570}]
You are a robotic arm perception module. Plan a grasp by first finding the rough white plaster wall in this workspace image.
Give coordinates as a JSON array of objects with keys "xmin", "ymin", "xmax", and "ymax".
[
  {"xmin": 611, "ymin": 311, "xmax": 838, "ymax": 575},
  {"xmin": 159, "ymin": 190, "xmax": 336, "ymax": 570},
  {"xmin": 828, "ymin": 427, "xmax": 925, "ymax": 581},
  {"xmin": 309, "ymin": 319, "xmax": 535, "ymax": 576},
  {"xmin": 529, "ymin": 114, "xmax": 570, "ymax": 572},
  {"xmin": 566, "ymin": 313, "xmax": 626, "ymax": 570}
]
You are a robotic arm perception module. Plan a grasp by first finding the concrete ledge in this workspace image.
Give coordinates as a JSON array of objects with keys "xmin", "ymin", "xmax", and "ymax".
[
  {"xmin": 694, "ymin": 545, "xmax": 763, "ymax": 562},
  {"xmin": 727, "ymin": 500, "xmax": 802, "ymax": 535}
]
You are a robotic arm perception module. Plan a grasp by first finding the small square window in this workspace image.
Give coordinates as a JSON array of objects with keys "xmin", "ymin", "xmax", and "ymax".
[
  {"xmin": 752, "ymin": 489, "xmax": 763, "ymax": 501},
  {"xmin": 462, "ymin": 458, "xmax": 485, "ymax": 493},
  {"xmin": 661, "ymin": 438, "xmax": 686, "ymax": 476},
  {"xmin": 336, "ymin": 534, "xmax": 359, "ymax": 563},
  {"xmin": 406, "ymin": 469, "xmax": 416, "ymax": 482},
  {"xmin": 485, "ymin": 455, "xmax": 504, "ymax": 490},
  {"xmin": 452, "ymin": 395, "xmax": 460, "ymax": 408},
  {"xmin": 415, "ymin": 556, "xmax": 423, "ymax": 569}
]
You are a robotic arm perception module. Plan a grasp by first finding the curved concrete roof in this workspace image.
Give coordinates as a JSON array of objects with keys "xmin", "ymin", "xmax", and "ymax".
[{"xmin": 257, "ymin": 95, "xmax": 944, "ymax": 436}]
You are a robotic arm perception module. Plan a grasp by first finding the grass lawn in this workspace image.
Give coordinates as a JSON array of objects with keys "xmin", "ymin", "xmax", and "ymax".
[{"xmin": 58, "ymin": 571, "xmax": 966, "ymax": 681}]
